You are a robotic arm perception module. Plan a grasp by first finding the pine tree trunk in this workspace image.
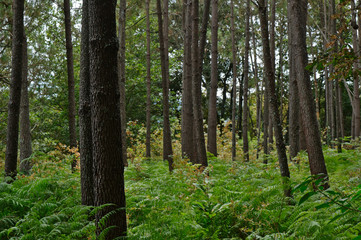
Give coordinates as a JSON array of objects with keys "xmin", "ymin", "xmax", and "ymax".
[
  {"xmin": 242, "ymin": 0, "xmax": 250, "ymax": 162},
  {"xmin": 118, "ymin": 0, "xmax": 128, "ymax": 166},
  {"xmin": 207, "ymin": 0, "xmax": 218, "ymax": 156},
  {"xmin": 157, "ymin": 0, "xmax": 173, "ymax": 170},
  {"xmin": 5, "ymin": 0, "xmax": 25, "ymax": 180},
  {"xmin": 258, "ymin": 0, "xmax": 291, "ymax": 197},
  {"xmin": 64, "ymin": 0, "xmax": 77, "ymax": 154},
  {"xmin": 145, "ymin": 0, "xmax": 151, "ymax": 159},
  {"xmin": 288, "ymin": 0, "xmax": 329, "ymax": 188},
  {"xmin": 192, "ymin": 0, "xmax": 208, "ymax": 167},
  {"xmin": 19, "ymin": 35, "xmax": 32, "ymax": 174},
  {"xmin": 79, "ymin": 0, "xmax": 94, "ymax": 206},
  {"xmin": 231, "ymin": 0, "xmax": 237, "ymax": 161},
  {"xmin": 89, "ymin": 0, "xmax": 127, "ymax": 237}
]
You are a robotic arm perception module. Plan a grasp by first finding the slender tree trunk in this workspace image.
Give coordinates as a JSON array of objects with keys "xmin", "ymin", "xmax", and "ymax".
[
  {"xmin": 145, "ymin": 0, "xmax": 151, "ymax": 159},
  {"xmin": 258, "ymin": 0, "xmax": 291, "ymax": 197},
  {"xmin": 79, "ymin": 0, "xmax": 94, "ymax": 206},
  {"xmin": 181, "ymin": 0, "xmax": 194, "ymax": 161},
  {"xmin": 289, "ymin": 0, "xmax": 329, "ymax": 188},
  {"xmin": 89, "ymin": 0, "xmax": 127, "ymax": 237},
  {"xmin": 231, "ymin": 0, "xmax": 237, "ymax": 161},
  {"xmin": 192, "ymin": 0, "xmax": 208, "ymax": 167},
  {"xmin": 238, "ymin": 71, "xmax": 244, "ymax": 139},
  {"xmin": 157, "ymin": 0, "xmax": 173, "ymax": 170},
  {"xmin": 329, "ymin": 0, "xmax": 336, "ymax": 144},
  {"xmin": 268, "ymin": 0, "xmax": 275, "ymax": 148},
  {"xmin": 5, "ymin": 0, "xmax": 25, "ymax": 181},
  {"xmin": 242, "ymin": 0, "xmax": 250, "ymax": 162},
  {"xmin": 19, "ymin": 34, "xmax": 32, "ymax": 174},
  {"xmin": 199, "ymin": 0, "xmax": 211, "ymax": 70},
  {"xmin": 207, "ymin": 0, "xmax": 218, "ymax": 156},
  {"xmin": 64, "ymin": 0, "xmax": 77, "ymax": 154},
  {"xmin": 353, "ymin": 0, "xmax": 361, "ymax": 138},
  {"xmin": 118, "ymin": 0, "xmax": 128, "ymax": 166}
]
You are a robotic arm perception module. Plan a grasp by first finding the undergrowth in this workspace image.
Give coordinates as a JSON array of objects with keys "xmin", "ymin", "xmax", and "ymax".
[{"xmin": 1, "ymin": 135, "xmax": 361, "ymax": 239}]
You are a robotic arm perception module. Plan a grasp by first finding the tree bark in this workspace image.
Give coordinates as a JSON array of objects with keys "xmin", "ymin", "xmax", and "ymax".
[
  {"xmin": 5, "ymin": 0, "xmax": 25, "ymax": 180},
  {"xmin": 64, "ymin": 0, "xmax": 77, "ymax": 154},
  {"xmin": 79, "ymin": 0, "xmax": 94, "ymax": 206},
  {"xmin": 19, "ymin": 34, "xmax": 32, "ymax": 174},
  {"xmin": 145, "ymin": 0, "xmax": 151, "ymax": 159},
  {"xmin": 118, "ymin": 0, "xmax": 128, "ymax": 166},
  {"xmin": 242, "ymin": 0, "xmax": 250, "ymax": 162},
  {"xmin": 207, "ymin": 0, "xmax": 218, "ymax": 156},
  {"xmin": 89, "ymin": 0, "xmax": 127, "ymax": 237},
  {"xmin": 353, "ymin": 0, "xmax": 361, "ymax": 138},
  {"xmin": 258, "ymin": 0, "xmax": 291, "ymax": 197},
  {"xmin": 288, "ymin": 0, "xmax": 329, "ymax": 188},
  {"xmin": 231, "ymin": 0, "xmax": 237, "ymax": 161},
  {"xmin": 157, "ymin": 0, "xmax": 173, "ymax": 170}
]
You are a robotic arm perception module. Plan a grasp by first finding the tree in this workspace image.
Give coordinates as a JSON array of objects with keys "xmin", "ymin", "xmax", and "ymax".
[
  {"xmin": 145, "ymin": 0, "xmax": 151, "ymax": 159},
  {"xmin": 63, "ymin": 0, "xmax": 77, "ymax": 157},
  {"xmin": 207, "ymin": 0, "xmax": 218, "ymax": 156},
  {"xmin": 257, "ymin": 0, "xmax": 291, "ymax": 197},
  {"xmin": 89, "ymin": 0, "xmax": 127, "ymax": 237},
  {"xmin": 5, "ymin": 0, "xmax": 25, "ymax": 180},
  {"xmin": 242, "ymin": 0, "xmax": 250, "ymax": 162},
  {"xmin": 230, "ymin": 0, "xmax": 237, "ymax": 161},
  {"xmin": 19, "ymin": 34, "xmax": 32, "ymax": 174},
  {"xmin": 79, "ymin": 0, "xmax": 94, "ymax": 206},
  {"xmin": 118, "ymin": 0, "xmax": 128, "ymax": 166},
  {"xmin": 156, "ymin": 0, "xmax": 173, "ymax": 170},
  {"xmin": 288, "ymin": 0, "xmax": 329, "ymax": 188}
]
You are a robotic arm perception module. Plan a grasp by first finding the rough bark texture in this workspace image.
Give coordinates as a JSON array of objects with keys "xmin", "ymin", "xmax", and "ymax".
[
  {"xmin": 207, "ymin": 0, "xmax": 218, "ymax": 156},
  {"xmin": 157, "ymin": 0, "xmax": 173, "ymax": 170},
  {"xmin": 64, "ymin": 0, "xmax": 77, "ymax": 152},
  {"xmin": 258, "ymin": 0, "xmax": 291, "ymax": 197},
  {"xmin": 268, "ymin": 0, "xmax": 276, "ymax": 148},
  {"xmin": 199, "ymin": 0, "xmax": 211, "ymax": 72},
  {"xmin": 118, "ymin": 0, "xmax": 128, "ymax": 166},
  {"xmin": 242, "ymin": 0, "xmax": 250, "ymax": 162},
  {"xmin": 289, "ymin": 0, "xmax": 329, "ymax": 188},
  {"xmin": 230, "ymin": 0, "xmax": 237, "ymax": 161},
  {"xmin": 19, "ymin": 35, "xmax": 32, "ymax": 174},
  {"xmin": 5, "ymin": 0, "xmax": 25, "ymax": 180},
  {"xmin": 89, "ymin": 0, "xmax": 127, "ymax": 237},
  {"xmin": 182, "ymin": 0, "xmax": 194, "ymax": 161},
  {"xmin": 353, "ymin": 0, "xmax": 361, "ymax": 138},
  {"xmin": 145, "ymin": 0, "xmax": 151, "ymax": 159},
  {"xmin": 192, "ymin": 0, "xmax": 208, "ymax": 167},
  {"xmin": 79, "ymin": 0, "xmax": 94, "ymax": 206}
]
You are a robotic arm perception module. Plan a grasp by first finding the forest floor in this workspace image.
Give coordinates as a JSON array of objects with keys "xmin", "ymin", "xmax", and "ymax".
[{"xmin": 1, "ymin": 142, "xmax": 361, "ymax": 239}]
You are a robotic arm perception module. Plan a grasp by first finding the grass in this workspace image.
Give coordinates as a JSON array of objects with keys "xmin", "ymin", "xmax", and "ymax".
[{"xmin": 1, "ymin": 143, "xmax": 361, "ymax": 239}]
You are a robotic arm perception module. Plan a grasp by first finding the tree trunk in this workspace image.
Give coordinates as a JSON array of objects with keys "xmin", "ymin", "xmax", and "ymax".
[
  {"xmin": 19, "ymin": 34, "xmax": 32, "ymax": 174},
  {"xmin": 354, "ymin": 0, "xmax": 361, "ymax": 138},
  {"xmin": 64, "ymin": 0, "xmax": 77, "ymax": 156},
  {"xmin": 118, "ymin": 0, "xmax": 128, "ymax": 166},
  {"xmin": 157, "ymin": 0, "xmax": 173, "ymax": 170},
  {"xmin": 181, "ymin": 0, "xmax": 195, "ymax": 161},
  {"xmin": 145, "ymin": 0, "xmax": 151, "ymax": 159},
  {"xmin": 231, "ymin": 0, "xmax": 237, "ymax": 161},
  {"xmin": 199, "ymin": 0, "xmax": 211, "ymax": 71},
  {"xmin": 207, "ymin": 0, "xmax": 218, "ymax": 156},
  {"xmin": 89, "ymin": 0, "xmax": 127, "ymax": 237},
  {"xmin": 258, "ymin": 0, "xmax": 291, "ymax": 197},
  {"xmin": 5, "ymin": 0, "xmax": 25, "ymax": 181},
  {"xmin": 79, "ymin": 0, "xmax": 94, "ymax": 206},
  {"xmin": 288, "ymin": 0, "xmax": 329, "ymax": 188},
  {"xmin": 242, "ymin": 0, "xmax": 250, "ymax": 162},
  {"xmin": 268, "ymin": 0, "xmax": 276, "ymax": 149}
]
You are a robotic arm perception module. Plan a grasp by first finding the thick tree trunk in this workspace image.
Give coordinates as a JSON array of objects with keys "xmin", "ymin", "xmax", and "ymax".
[
  {"xmin": 89, "ymin": 0, "xmax": 127, "ymax": 237},
  {"xmin": 64, "ymin": 0, "xmax": 77, "ymax": 154},
  {"xmin": 118, "ymin": 0, "xmax": 128, "ymax": 166},
  {"xmin": 145, "ymin": 0, "xmax": 151, "ymax": 159},
  {"xmin": 192, "ymin": 0, "xmax": 208, "ymax": 167},
  {"xmin": 157, "ymin": 0, "xmax": 173, "ymax": 170},
  {"xmin": 289, "ymin": 0, "xmax": 329, "ymax": 188},
  {"xmin": 207, "ymin": 0, "xmax": 218, "ymax": 156},
  {"xmin": 5, "ymin": 0, "xmax": 25, "ymax": 180},
  {"xmin": 19, "ymin": 35, "xmax": 32, "ymax": 174},
  {"xmin": 258, "ymin": 0, "xmax": 291, "ymax": 197},
  {"xmin": 199, "ymin": 0, "xmax": 211, "ymax": 70},
  {"xmin": 181, "ymin": 0, "xmax": 194, "ymax": 161},
  {"xmin": 79, "ymin": 0, "xmax": 94, "ymax": 206},
  {"xmin": 231, "ymin": 0, "xmax": 237, "ymax": 161},
  {"xmin": 242, "ymin": 0, "xmax": 250, "ymax": 162}
]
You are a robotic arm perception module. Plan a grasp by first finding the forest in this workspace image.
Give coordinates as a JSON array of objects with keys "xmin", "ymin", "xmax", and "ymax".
[{"xmin": 1, "ymin": 0, "xmax": 361, "ymax": 239}]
